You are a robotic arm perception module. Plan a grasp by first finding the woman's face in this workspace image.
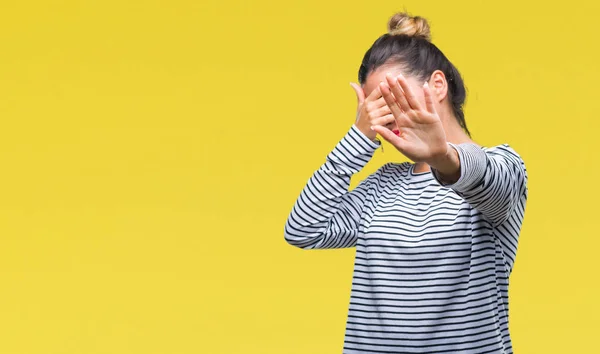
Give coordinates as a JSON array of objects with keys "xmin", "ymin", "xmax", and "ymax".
[{"xmin": 362, "ymin": 66, "xmax": 430, "ymax": 130}]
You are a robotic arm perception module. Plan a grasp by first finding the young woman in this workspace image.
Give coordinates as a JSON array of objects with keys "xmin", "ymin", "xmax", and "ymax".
[{"xmin": 283, "ymin": 12, "xmax": 528, "ymax": 354}]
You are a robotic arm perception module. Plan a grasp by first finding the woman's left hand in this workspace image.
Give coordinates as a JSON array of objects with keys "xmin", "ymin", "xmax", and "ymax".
[{"xmin": 370, "ymin": 73, "xmax": 449, "ymax": 166}]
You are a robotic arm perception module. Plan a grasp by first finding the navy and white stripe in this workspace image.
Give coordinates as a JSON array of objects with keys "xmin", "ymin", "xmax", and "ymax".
[{"xmin": 284, "ymin": 123, "xmax": 528, "ymax": 353}]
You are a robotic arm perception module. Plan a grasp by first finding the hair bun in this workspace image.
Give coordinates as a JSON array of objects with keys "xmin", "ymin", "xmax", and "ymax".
[{"xmin": 387, "ymin": 12, "xmax": 431, "ymax": 42}]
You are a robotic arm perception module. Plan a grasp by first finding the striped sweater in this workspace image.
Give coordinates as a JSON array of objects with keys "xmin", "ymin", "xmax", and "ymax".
[{"xmin": 284, "ymin": 123, "xmax": 528, "ymax": 353}]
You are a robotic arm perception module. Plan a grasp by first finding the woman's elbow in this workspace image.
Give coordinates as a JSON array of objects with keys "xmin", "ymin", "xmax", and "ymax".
[
  {"xmin": 283, "ymin": 224, "xmax": 321, "ymax": 250},
  {"xmin": 284, "ymin": 233, "xmax": 318, "ymax": 250}
]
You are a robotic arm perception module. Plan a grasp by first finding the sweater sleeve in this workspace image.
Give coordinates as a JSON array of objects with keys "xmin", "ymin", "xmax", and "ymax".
[
  {"xmin": 284, "ymin": 124, "xmax": 382, "ymax": 249},
  {"xmin": 430, "ymin": 143, "xmax": 528, "ymax": 227}
]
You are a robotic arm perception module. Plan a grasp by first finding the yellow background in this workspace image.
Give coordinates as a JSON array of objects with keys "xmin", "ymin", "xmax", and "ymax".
[{"xmin": 0, "ymin": 0, "xmax": 598, "ymax": 353}]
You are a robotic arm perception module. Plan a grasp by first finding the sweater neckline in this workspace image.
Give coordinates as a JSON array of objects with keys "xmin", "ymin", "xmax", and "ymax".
[{"xmin": 407, "ymin": 163, "xmax": 434, "ymax": 182}]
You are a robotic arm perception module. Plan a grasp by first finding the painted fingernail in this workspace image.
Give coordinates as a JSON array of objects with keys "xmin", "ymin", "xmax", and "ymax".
[{"xmin": 392, "ymin": 129, "xmax": 400, "ymax": 135}]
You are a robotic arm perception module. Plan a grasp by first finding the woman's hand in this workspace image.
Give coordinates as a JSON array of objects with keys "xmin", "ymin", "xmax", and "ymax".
[
  {"xmin": 350, "ymin": 82, "xmax": 396, "ymax": 141},
  {"xmin": 370, "ymin": 73, "xmax": 450, "ymax": 167}
]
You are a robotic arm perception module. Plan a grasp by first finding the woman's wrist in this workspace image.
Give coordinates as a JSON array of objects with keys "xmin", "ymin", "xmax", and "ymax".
[
  {"xmin": 428, "ymin": 143, "xmax": 461, "ymax": 184},
  {"xmin": 354, "ymin": 122, "xmax": 378, "ymax": 142}
]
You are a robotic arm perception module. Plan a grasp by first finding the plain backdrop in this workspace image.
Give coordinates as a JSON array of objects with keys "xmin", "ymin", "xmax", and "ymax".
[{"xmin": 0, "ymin": 0, "xmax": 598, "ymax": 353}]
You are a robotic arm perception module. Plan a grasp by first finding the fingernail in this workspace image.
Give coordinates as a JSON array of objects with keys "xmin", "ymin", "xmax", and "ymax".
[
  {"xmin": 370, "ymin": 125, "xmax": 375, "ymax": 131},
  {"xmin": 392, "ymin": 129, "xmax": 400, "ymax": 135},
  {"xmin": 424, "ymin": 82, "xmax": 429, "ymax": 87}
]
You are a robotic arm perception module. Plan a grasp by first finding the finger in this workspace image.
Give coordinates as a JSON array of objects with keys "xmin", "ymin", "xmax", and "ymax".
[
  {"xmin": 370, "ymin": 113, "xmax": 396, "ymax": 127},
  {"xmin": 379, "ymin": 82, "xmax": 404, "ymax": 119},
  {"xmin": 371, "ymin": 125, "xmax": 408, "ymax": 155},
  {"xmin": 370, "ymin": 96, "xmax": 388, "ymax": 109},
  {"xmin": 364, "ymin": 83, "xmax": 383, "ymax": 103},
  {"xmin": 372, "ymin": 109, "xmax": 410, "ymax": 129},
  {"xmin": 372, "ymin": 104, "xmax": 392, "ymax": 117},
  {"xmin": 385, "ymin": 73, "xmax": 411, "ymax": 113},
  {"xmin": 371, "ymin": 124, "xmax": 409, "ymax": 151},
  {"xmin": 350, "ymin": 83, "xmax": 365, "ymax": 107},
  {"xmin": 423, "ymin": 82, "xmax": 437, "ymax": 115},
  {"xmin": 364, "ymin": 95, "xmax": 388, "ymax": 115},
  {"xmin": 397, "ymin": 74, "xmax": 423, "ymax": 111}
]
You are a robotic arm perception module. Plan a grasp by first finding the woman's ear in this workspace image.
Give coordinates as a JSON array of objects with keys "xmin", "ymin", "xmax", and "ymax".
[{"xmin": 429, "ymin": 70, "xmax": 448, "ymax": 102}]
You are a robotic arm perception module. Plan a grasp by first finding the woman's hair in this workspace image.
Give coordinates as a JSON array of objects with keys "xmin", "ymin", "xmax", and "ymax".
[{"xmin": 358, "ymin": 12, "xmax": 471, "ymax": 136}]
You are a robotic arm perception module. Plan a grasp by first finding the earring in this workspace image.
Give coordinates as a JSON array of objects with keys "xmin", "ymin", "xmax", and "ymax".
[{"xmin": 375, "ymin": 138, "xmax": 384, "ymax": 153}]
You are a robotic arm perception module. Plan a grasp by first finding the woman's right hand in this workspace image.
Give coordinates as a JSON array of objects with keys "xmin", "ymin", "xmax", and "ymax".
[{"xmin": 350, "ymin": 82, "xmax": 396, "ymax": 141}]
